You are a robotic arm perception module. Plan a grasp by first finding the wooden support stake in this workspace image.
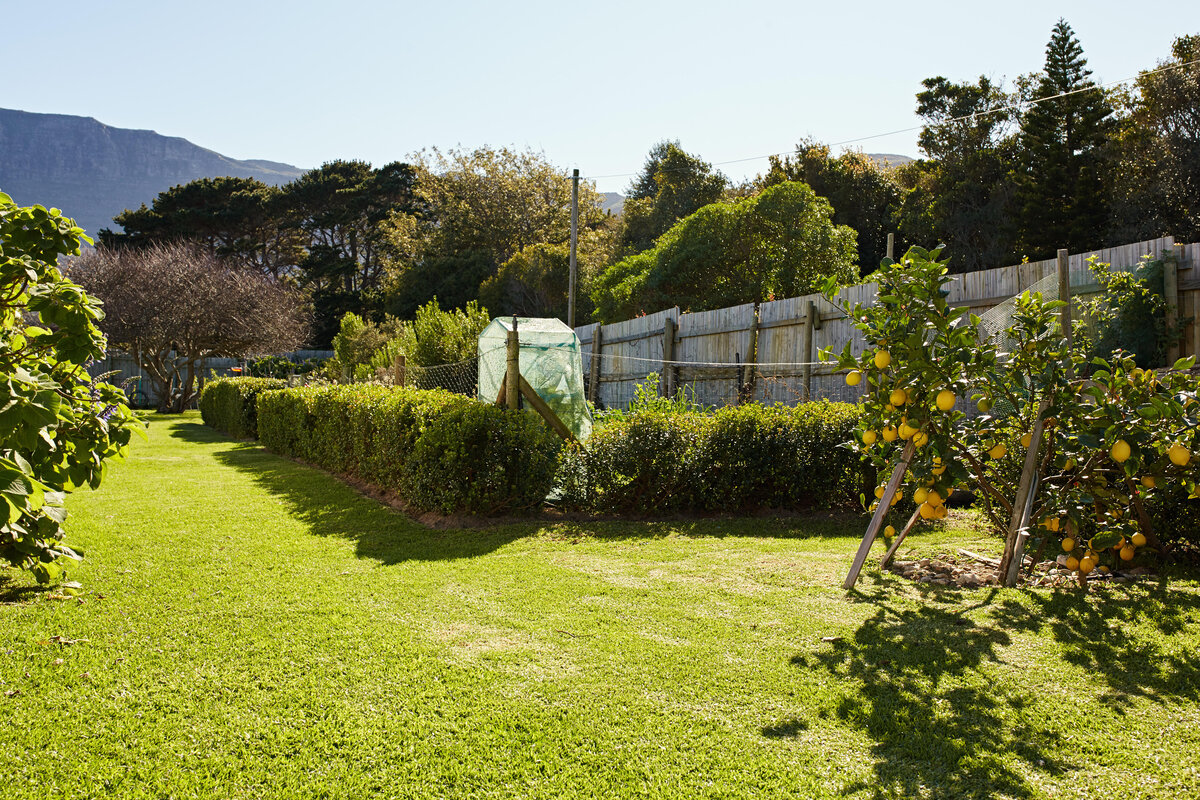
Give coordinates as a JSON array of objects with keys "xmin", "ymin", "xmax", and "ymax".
[
  {"xmin": 519, "ymin": 375, "xmax": 576, "ymax": 443},
  {"xmin": 506, "ymin": 319, "xmax": 520, "ymax": 411},
  {"xmin": 1165, "ymin": 256, "xmax": 1180, "ymax": 364},
  {"xmin": 844, "ymin": 440, "xmax": 915, "ymax": 590},
  {"xmin": 494, "ymin": 374, "xmax": 508, "ymax": 407},
  {"xmin": 886, "ymin": 232, "xmax": 895, "ymax": 261},
  {"xmin": 1057, "ymin": 249, "xmax": 1072, "ymax": 378},
  {"xmin": 661, "ymin": 316, "xmax": 677, "ymax": 397},
  {"xmin": 801, "ymin": 301, "xmax": 816, "ymax": 401},
  {"xmin": 394, "ymin": 353, "xmax": 406, "ymax": 387},
  {"xmin": 880, "ymin": 506, "xmax": 922, "ymax": 570},
  {"xmin": 999, "ymin": 397, "xmax": 1052, "ymax": 585},
  {"xmin": 588, "ymin": 326, "xmax": 603, "ymax": 404}
]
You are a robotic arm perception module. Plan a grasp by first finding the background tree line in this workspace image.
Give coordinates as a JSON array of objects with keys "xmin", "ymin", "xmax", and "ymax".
[{"xmin": 100, "ymin": 22, "xmax": 1199, "ymax": 340}]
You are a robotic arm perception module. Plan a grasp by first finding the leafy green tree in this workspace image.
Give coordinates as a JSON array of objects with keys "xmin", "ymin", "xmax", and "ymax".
[
  {"xmin": 897, "ymin": 75, "xmax": 1021, "ymax": 272},
  {"xmin": 477, "ymin": 228, "xmax": 615, "ymax": 321},
  {"xmin": 619, "ymin": 141, "xmax": 727, "ymax": 254},
  {"xmin": 382, "ymin": 146, "xmax": 605, "ymax": 317},
  {"xmin": 592, "ymin": 181, "xmax": 857, "ymax": 322},
  {"xmin": 0, "ymin": 193, "xmax": 142, "ymax": 583},
  {"xmin": 99, "ymin": 177, "xmax": 304, "ymax": 280},
  {"xmin": 1109, "ymin": 34, "xmax": 1200, "ymax": 243},
  {"xmin": 762, "ymin": 140, "xmax": 902, "ymax": 275},
  {"xmin": 1016, "ymin": 19, "xmax": 1115, "ymax": 258}
]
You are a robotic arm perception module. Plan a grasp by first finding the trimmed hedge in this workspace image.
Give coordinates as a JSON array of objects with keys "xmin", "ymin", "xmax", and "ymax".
[
  {"xmin": 199, "ymin": 378, "xmax": 288, "ymax": 438},
  {"xmin": 255, "ymin": 384, "xmax": 562, "ymax": 515},
  {"xmin": 560, "ymin": 401, "xmax": 863, "ymax": 514}
]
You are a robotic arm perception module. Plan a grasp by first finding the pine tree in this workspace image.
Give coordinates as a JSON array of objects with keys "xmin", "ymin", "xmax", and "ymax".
[{"xmin": 1016, "ymin": 19, "xmax": 1114, "ymax": 258}]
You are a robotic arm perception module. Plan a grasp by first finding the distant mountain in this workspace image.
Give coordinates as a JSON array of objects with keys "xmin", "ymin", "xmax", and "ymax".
[
  {"xmin": 0, "ymin": 108, "xmax": 305, "ymax": 237},
  {"xmin": 600, "ymin": 192, "xmax": 625, "ymax": 216},
  {"xmin": 866, "ymin": 153, "xmax": 915, "ymax": 169}
]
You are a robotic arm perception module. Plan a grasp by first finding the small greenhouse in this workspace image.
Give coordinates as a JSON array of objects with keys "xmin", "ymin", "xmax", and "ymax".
[{"xmin": 478, "ymin": 317, "xmax": 593, "ymax": 441}]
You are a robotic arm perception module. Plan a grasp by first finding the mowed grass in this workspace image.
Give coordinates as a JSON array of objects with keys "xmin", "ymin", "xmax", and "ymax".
[{"xmin": 2, "ymin": 414, "xmax": 1200, "ymax": 799}]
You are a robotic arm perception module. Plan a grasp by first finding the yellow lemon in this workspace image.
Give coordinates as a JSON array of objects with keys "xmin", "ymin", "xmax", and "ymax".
[
  {"xmin": 1079, "ymin": 557, "xmax": 1095, "ymax": 575},
  {"xmin": 884, "ymin": 525, "xmax": 896, "ymax": 539},
  {"xmin": 846, "ymin": 370, "xmax": 863, "ymax": 387},
  {"xmin": 891, "ymin": 490, "xmax": 903, "ymax": 506},
  {"xmin": 1061, "ymin": 537, "xmax": 1075, "ymax": 552},
  {"xmin": 1131, "ymin": 532, "xmax": 1147, "ymax": 547},
  {"xmin": 935, "ymin": 390, "xmax": 956, "ymax": 412},
  {"xmin": 913, "ymin": 487, "xmax": 929, "ymax": 504},
  {"xmin": 913, "ymin": 431, "xmax": 929, "ymax": 447},
  {"xmin": 890, "ymin": 388, "xmax": 907, "ymax": 407},
  {"xmin": 882, "ymin": 426, "xmax": 898, "ymax": 442},
  {"xmin": 926, "ymin": 490, "xmax": 943, "ymax": 507},
  {"xmin": 862, "ymin": 429, "xmax": 878, "ymax": 445},
  {"xmin": 988, "ymin": 443, "xmax": 1007, "ymax": 460},
  {"xmin": 898, "ymin": 422, "xmax": 916, "ymax": 440},
  {"xmin": 1140, "ymin": 475, "xmax": 1156, "ymax": 489},
  {"xmin": 1064, "ymin": 458, "xmax": 1075, "ymax": 470},
  {"xmin": 919, "ymin": 502, "xmax": 936, "ymax": 519},
  {"xmin": 874, "ymin": 350, "xmax": 891, "ymax": 369},
  {"xmin": 933, "ymin": 504, "xmax": 948, "ymax": 519},
  {"xmin": 1020, "ymin": 432, "xmax": 1032, "ymax": 448},
  {"xmin": 1065, "ymin": 556, "xmax": 1080, "ymax": 571},
  {"xmin": 1169, "ymin": 443, "xmax": 1191, "ymax": 467},
  {"xmin": 977, "ymin": 397, "xmax": 992, "ymax": 413},
  {"xmin": 1110, "ymin": 439, "xmax": 1131, "ymax": 463},
  {"xmin": 874, "ymin": 485, "xmax": 886, "ymax": 499}
]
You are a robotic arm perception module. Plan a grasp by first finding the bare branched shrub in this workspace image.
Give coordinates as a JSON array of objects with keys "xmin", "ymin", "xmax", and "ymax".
[{"xmin": 71, "ymin": 241, "xmax": 310, "ymax": 412}]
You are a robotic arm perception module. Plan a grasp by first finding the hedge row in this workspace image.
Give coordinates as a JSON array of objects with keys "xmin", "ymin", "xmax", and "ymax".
[
  {"xmin": 255, "ymin": 383, "xmax": 562, "ymax": 514},
  {"xmin": 198, "ymin": 378, "xmax": 287, "ymax": 438},
  {"xmin": 559, "ymin": 400, "xmax": 863, "ymax": 513}
]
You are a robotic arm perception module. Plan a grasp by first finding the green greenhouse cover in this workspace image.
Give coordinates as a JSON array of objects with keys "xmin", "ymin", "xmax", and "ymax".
[{"xmin": 478, "ymin": 317, "xmax": 593, "ymax": 441}]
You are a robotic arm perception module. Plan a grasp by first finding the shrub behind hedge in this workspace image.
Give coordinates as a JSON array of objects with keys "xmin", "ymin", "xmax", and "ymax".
[
  {"xmin": 560, "ymin": 400, "xmax": 862, "ymax": 514},
  {"xmin": 256, "ymin": 384, "xmax": 561, "ymax": 515},
  {"xmin": 199, "ymin": 378, "xmax": 288, "ymax": 438}
]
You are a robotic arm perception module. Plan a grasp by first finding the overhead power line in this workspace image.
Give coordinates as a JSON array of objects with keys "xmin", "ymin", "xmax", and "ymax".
[{"xmin": 580, "ymin": 56, "xmax": 1200, "ymax": 183}]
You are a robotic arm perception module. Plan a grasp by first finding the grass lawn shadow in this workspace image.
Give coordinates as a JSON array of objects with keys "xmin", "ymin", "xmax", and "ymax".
[{"xmin": 170, "ymin": 420, "xmax": 526, "ymax": 564}]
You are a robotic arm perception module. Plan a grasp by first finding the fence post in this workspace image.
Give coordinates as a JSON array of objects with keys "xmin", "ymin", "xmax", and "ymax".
[
  {"xmin": 1165, "ymin": 255, "xmax": 1180, "ymax": 364},
  {"xmin": 661, "ymin": 316, "xmax": 676, "ymax": 397},
  {"xmin": 394, "ymin": 354, "xmax": 406, "ymax": 387},
  {"xmin": 506, "ymin": 317, "xmax": 520, "ymax": 410},
  {"xmin": 741, "ymin": 304, "xmax": 760, "ymax": 404},
  {"xmin": 1057, "ymin": 249, "xmax": 1072, "ymax": 377},
  {"xmin": 801, "ymin": 301, "xmax": 817, "ymax": 401},
  {"xmin": 588, "ymin": 325, "xmax": 603, "ymax": 404},
  {"xmin": 886, "ymin": 232, "xmax": 895, "ymax": 261}
]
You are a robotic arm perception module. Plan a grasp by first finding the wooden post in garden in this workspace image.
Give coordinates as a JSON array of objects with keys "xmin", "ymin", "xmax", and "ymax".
[
  {"xmin": 741, "ymin": 304, "xmax": 760, "ymax": 404},
  {"xmin": 1057, "ymin": 249, "xmax": 1072, "ymax": 378},
  {"xmin": 394, "ymin": 354, "xmax": 406, "ymax": 387},
  {"xmin": 1164, "ymin": 254, "xmax": 1180, "ymax": 364},
  {"xmin": 844, "ymin": 440, "xmax": 915, "ymax": 590},
  {"xmin": 588, "ymin": 326, "xmax": 603, "ymax": 404},
  {"xmin": 506, "ymin": 317, "xmax": 520, "ymax": 411},
  {"xmin": 998, "ymin": 397, "xmax": 1052, "ymax": 586},
  {"xmin": 880, "ymin": 506, "xmax": 923, "ymax": 570},
  {"xmin": 661, "ymin": 317, "xmax": 676, "ymax": 398},
  {"xmin": 801, "ymin": 301, "xmax": 818, "ymax": 401},
  {"xmin": 568, "ymin": 168, "xmax": 579, "ymax": 329},
  {"xmin": 886, "ymin": 232, "xmax": 895, "ymax": 261}
]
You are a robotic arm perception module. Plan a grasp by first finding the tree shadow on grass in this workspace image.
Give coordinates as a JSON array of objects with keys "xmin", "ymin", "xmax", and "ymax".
[
  {"xmin": 772, "ymin": 582, "xmax": 1200, "ymax": 799},
  {"xmin": 169, "ymin": 421, "xmax": 527, "ymax": 564}
]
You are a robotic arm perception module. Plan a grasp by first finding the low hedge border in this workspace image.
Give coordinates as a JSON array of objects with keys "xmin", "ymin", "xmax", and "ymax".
[{"xmin": 198, "ymin": 378, "xmax": 287, "ymax": 439}]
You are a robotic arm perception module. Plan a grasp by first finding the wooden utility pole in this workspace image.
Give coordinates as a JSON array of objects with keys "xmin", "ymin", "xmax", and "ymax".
[
  {"xmin": 506, "ymin": 317, "xmax": 520, "ymax": 410},
  {"xmin": 568, "ymin": 169, "xmax": 579, "ymax": 329}
]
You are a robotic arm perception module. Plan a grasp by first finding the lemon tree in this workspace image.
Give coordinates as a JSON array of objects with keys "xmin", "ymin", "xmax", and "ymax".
[{"xmin": 825, "ymin": 246, "xmax": 1198, "ymax": 584}]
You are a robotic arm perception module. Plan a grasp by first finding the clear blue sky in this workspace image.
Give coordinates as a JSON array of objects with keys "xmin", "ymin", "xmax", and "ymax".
[{"xmin": 5, "ymin": 0, "xmax": 1197, "ymax": 193}]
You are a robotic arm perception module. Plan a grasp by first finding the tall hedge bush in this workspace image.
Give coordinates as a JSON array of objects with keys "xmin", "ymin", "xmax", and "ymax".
[
  {"xmin": 560, "ymin": 400, "xmax": 862, "ymax": 514},
  {"xmin": 199, "ymin": 378, "xmax": 287, "ymax": 439},
  {"xmin": 254, "ymin": 384, "xmax": 560, "ymax": 515}
]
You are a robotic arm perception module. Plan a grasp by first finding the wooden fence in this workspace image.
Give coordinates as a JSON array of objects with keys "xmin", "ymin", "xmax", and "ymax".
[{"xmin": 575, "ymin": 237, "xmax": 1198, "ymax": 410}]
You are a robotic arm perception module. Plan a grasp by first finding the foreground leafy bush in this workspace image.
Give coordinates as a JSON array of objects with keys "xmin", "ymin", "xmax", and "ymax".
[
  {"xmin": 561, "ymin": 400, "xmax": 862, "ymax": 514},
  {"xmin": 199, "ymin": 378, "xmax": 287, "ymax": 438},
  {"xmin": 0, "ymin": 193, "xmax": 143, "ymax": 583},
  {"xmin": 256, "ymin": 384, "xmax": 560, "ymax": 515}
]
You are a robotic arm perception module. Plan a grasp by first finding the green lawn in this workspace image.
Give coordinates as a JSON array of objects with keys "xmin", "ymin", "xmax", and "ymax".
[{"xmin": 3, "ymin": 413, "xmax": 1199, "ymax": 799}]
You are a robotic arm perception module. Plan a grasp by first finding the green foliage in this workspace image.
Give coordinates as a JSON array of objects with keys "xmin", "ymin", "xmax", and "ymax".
[
  {"xmin": 198, "ymin": 378, "xmax": 287, "ymax": 439},
  {"xmin": 560, "ymin": 400, "xmax": 862, "ymax": 514},
  {"xmin": 246, "ymin": 355, "xmax": 325, "ymax": 379},
  {"xmin": 593, "ymin": 182, "xmax": 857, "ymax": 322},
  {"xmin": 255, "ymin": 384, "xmax": 559, "ymax": 515},
  {"xmin": 0, "ymin": 192, "xmax": 143, "ymax": 583},
  {"xmin": 1075, "ymin": 256, "xmax": 1185, "ymax": 368},
  {"xmin": 405, "ymin": 404, "xmax": 562, "ymax": 514},
  {"xmin": 619, "ymin": 141, "xmax": 728, "ymax": 254}
]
